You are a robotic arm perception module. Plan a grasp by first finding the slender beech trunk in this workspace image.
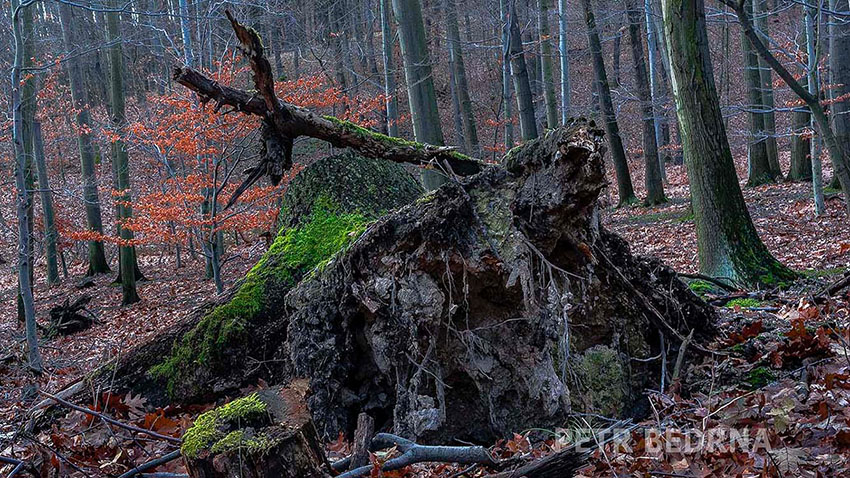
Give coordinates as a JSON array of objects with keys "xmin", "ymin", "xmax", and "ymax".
[
  {"xmin": 11, "ymin": 0, "xmax": 43, "ymax": 374},
  {"xmin": 380, "ymin": 0, "xmax": 400, "ymax": 137},
  {"xmin": 558, "ymin": 0, "xmax": 571, "ymax": 123},
  {"xmin": 33, "ymin": 121, "xmax": 60, "ymax": 285},
  {"xmin": 789, "ymin": 23, "xmax": 812, "ymax": 182},
  {"xmin": 662, "ymin": 0, "xmax": 793, "ymax": 286},
  {"xmin": 645, "ymin": 0, "xmax": 667, "ymax": 181},
  {"xmin": 829, "ymin": 0, "xmax": 850, "ymax": 188},
  {"xmin": 17, "ymin": 2, "xmax": 35, "ymax": 322},
  {"xmin": 445, "ymin": 0, "xmax": 480, "ymax": 155},
  {"xmin": 106, "ymin": 0, "xmax": 140, "ymax": 305},
  {"xmin": 538, "ymin": 0, "xmax": 559, "ymax": 129},
  {"xmin": 59, "ymin": 1, "xmax": 111, "ymax": 275},
  {"xmin": 179, "ymin": 0, "xmax": 193, "ymax": 66},
  {"xmin": 507, "ymin": 1, "xmax": 538, "ymax": 141},
  {"xmin": 580, "ymin": 0, "xmax": 636, "ymax": 205},
  {"xmin": 742, "ymin": 0, "xmax": 774, "ymax": 186},
  {"xmin": 753, "ymin": 0, "xmax": 781, "ymax": 177},
  {"xmin": 392, "ymin": 0, "xmax": 446, "ymax": 189},
  {"xmin": 500, "ymin": 0, "xmax": 515, "ymax": 149},
  {"xmin": 626, "ymin": 0, "xmax": 665, "ymax": 205},
  {"xmin": 806, "ymin": 3, "xmax": 826, "ymax": 214}
]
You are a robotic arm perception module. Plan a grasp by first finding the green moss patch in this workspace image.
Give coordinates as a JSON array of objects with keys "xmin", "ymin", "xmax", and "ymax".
[
  {"xmin": 150, "ymin": 198, "xmax": 369, "ymax": 395},
  {"xmin": 572, "ymin": 345, "xmax": 627, "ymax": 416},
  {"xmin": 688, "ymin": 279, "xmax": 715, "ymax": 296},
  {"xmin": 746, "ymin": 367, "xmax": 775, "ymax": 389},
  {"xmin": 726, "ymin": 298, "xmax": 762, "ymax": 308},
  {"xmin": 182, "ymin": 394, "xmax": 274, "ymax": 459}
]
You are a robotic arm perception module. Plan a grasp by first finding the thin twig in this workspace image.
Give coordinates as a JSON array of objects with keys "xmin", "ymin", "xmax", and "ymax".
[{"xmin": 117, "ymin": 450, "xmax": 182, "ymax": 478}]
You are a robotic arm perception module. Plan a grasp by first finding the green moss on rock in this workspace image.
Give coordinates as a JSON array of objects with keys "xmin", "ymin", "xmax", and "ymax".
[
  {"xmin": 572, "ymin": 345, "xmax": 627, "ymax": 416},
  {"xmin": 182, "ymin": 393, "xmax": 269, "ymax": 459}
]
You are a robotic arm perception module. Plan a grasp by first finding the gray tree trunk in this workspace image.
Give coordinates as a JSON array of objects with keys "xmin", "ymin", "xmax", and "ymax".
[
  {"xmin": 558, "ymin": 0, "xmax": 571, "ymax": 123},
  {"xmin": 789, "ymin": 22, "xmax": 812, "ymax": 182},
  {"xmin": 508, "ymin": 1, "xmax": 538, "ymax": 141},
  {"xmin": 829, "ymin": 0, "xmax": 850, "ymax": 188},
  {"xmin": 661, "ymin": 0, "xmax": 793, "ymax": 286},
  {"xmin": 179, "ymin": 0, "xmax": 193, "ymax": 66},
  {"xmin": 445, "ymin": 0, "xmax": 480, "ymax": 155},
  {"xmin": 806, "ymin": 3, "xmax": 826, "ymax": 214},
  {"xmin": 753, "ymin": 0, "xmax": 781, "ymax": 177},
  {"xmin": 742, "ymin": 0, "xmax": 774, "ymax": 186},
  {"xmin": 380, "ymin": 0, "xmax": 400, "ymax": 137},
  {"xmin": 391, "ymin": 0, "xmax": 446, "ymax": 189},
  {"xmin": 106, "ymin": 0, "xmax": 140, "ymax": 304},
  {"xmin": 580, "ymin": 0, "xmax": 636, "ymax": 205},
  {"xmin": 538, "ymin": 0, "xmax": 559, "ymax": 129},
  {"xmin": 11, "ymin": 0, "xmax": 43, "ymax": 374},
  {"xmin": 59, "ymin": 1, "xmax": 111, "ymax": 275},
  {"xmin": 33, "ymin": 121, "xmax": 60, "ymax": 285},
  {"xmin": 644, "ymin": 0, "xmax": 667, "ymax": 181},
  {"xmin": 626, "ymin": 0, "xmax": 665, "ymax": 205},
  {"xmin": 500, "ymin": 0, "xmax": 515, "ymax": 149}
]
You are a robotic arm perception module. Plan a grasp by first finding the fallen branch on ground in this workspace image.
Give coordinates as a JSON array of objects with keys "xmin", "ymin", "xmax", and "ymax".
[
  {"xmin": 817, "ymin": 271, "xmax": 850, "ymax": 298},
  {"xmin": 334, "ymin": 433, "xmax": 498, "ymax": 478},
  {"xmin": 37, "ymin": 390, "xmax": 182, "ymax": 444},
  {"xmin": 117, "ymin": 450, "xmax": 182, "ymax": 478}
]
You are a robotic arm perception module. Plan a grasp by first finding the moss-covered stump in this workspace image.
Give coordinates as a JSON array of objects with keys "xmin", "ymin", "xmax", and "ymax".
[
  {"xmin": 285, "ymin": 120, "xmax": 716, "ymax": 442},
  {"xmin": 106, "ymin": 153, "xmax": 422, "ymax": 404},
  {"xmin": 183, "ymin": 380, "xmax": 332, "ymax": 478}
]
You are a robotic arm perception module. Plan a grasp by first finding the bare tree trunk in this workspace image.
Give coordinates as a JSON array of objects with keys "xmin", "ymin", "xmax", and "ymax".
[
  {"xmin": 644, "ymin": 0, "xmax": 667, "ymax": 181},
  {"xmin": 829, "ymin": 0, "xmax": 850, "ymax": 189},
  {"xmin": 753, "ymin": 0, "xmax": 781, "ymax": 177},
  {"xmin": 500, "ymin": 0, "xmax": 515, "ymax": 148},
  {"xmin": 626, "ymin": 0, "xmax": 665, "ymax": 205},
  {"xmin": 558, "ymin": 0, "xmax": 571, "ymax": 123},
  {"xmin": 580, "ymin": 0, "xmax": 636, "ymax": 205},
  {"xmin": 663, "ymin": 0, "xmax": 793, "ymax": 286},
  {"xmin": 58, "ymin": 1, "xmax": 111, "ymax": 275},
  {"xmin": 789, "ymin": 18, "xmax": 812, "ymax": 182},
  {"xmin": 392, "ymin": 0, "xmax": 447, "ymax": 189},
  {"xmin": 444, "ymin": 0, "xmax": 480, "ymax": 155},
  {"xmin": 538, "ymin": 0, "xmax": 559, "ymax": 129},
  {"xmin": 507, "ymin": 1, "xmax": 538, "ymax": 141},
  {"xmin": 380, "ymin": 0, "xmax": 400, "ymax": 137},
  {"xmin": 11, "ymin": 0, "xmax": 43, "ymax": 374},
  {"xmin": 806, "ymin": 2, "xmax": 825, "ymax": 214},
  {"xmin": 106, "ymin": 0, "xmax": 140, "ymax": 305},
  {"xmin": 33, "ymin": 121, "xmax": 60, "ymax": 285},
  {"xmin": 179, "ymin": 0, "xmax": 193, "ymax": 66},
  {"xmin": 742, "ymin": 0, "xmax": 774, "ymax": 186}
]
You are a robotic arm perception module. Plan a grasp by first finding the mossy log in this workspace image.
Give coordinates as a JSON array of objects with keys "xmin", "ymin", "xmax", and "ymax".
[{"xmin": 182, "ymin": 380, "xmax": 332, "ymax": 478}]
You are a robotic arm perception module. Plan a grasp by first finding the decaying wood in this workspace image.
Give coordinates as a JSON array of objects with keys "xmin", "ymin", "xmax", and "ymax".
[
  {"xmin": 349, "ymin": 413, "xmax": 374, "ymax": 470},
  {"xmin": 173, "ymin": 10, "xmax": 483, "ymax": 207},
  {"xmin": 44, "ymin": 295, "xmax": 97, "ymax": 338}
]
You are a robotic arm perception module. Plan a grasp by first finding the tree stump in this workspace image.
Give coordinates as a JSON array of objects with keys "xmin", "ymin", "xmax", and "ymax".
[{"xmin": 183, "ymin": 380, "xmax": 332, "ymax": 478}]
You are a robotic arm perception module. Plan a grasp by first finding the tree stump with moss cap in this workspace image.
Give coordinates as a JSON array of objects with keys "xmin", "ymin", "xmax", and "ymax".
[{"xmin": 183, "ymin": 380, "xmax": 332, "ymax": 478}]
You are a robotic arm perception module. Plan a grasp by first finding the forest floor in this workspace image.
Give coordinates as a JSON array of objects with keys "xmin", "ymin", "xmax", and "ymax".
[{"xmin": 1, "ymin": 155, "xmax": 849, "ymax": 477}]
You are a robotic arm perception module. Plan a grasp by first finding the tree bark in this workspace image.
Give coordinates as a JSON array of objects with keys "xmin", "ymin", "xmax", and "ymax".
[
  {"xmin": 538, "ymin": 0, "xmax": 559, "ymax": 129},
  {"xmin": 508, "ymin": 1, "xmax": 538, "ymax": 141},
  {"xmin": 626, "ymin": 0, "xmax": 665, "ymax": 205},
  {"xmin": 500, "ymin": 0, "xmax": 515, "ymax": 149},
  {"xmin": 558, "ymin": 0, "xmax": 571, "ymax": 123},
  {"xmin": 806, "ymin": 3, "xmax": 825, "ymax": 213},
  {"xmin": 445, "ymin": 0, "xmax": 480, "ymax": 155},
  {"xmin": 106, "ymin": 0, "xmax": 140, "ymax": 305},
  {"xmin": 753, "ymin": 0, "xmax": 781, "ymax": 177},
  {"xmin": 11, "ymin": 0, "xmax": 43, "ymax": 374},
  {"xmin": 58, "ymin": 0, "xmax": 111, "ymax": 275},
  {"xmin": 644, "ymin": 0, "xmax": 667, "ymax": 181},
  {"xmin": 380, "ymin": 0, "xmax": 400, "ymax": 137},
  {"xmin": 662, "ymin": 0, "xmax": 794, "ymax": 286},
  {"xmin": 33, "ymin": 121, "xmax": 60, "ymax": 285},
  {"xmin": 742, "ymin": 0, "xmax": 774, "ymax": 186},
  {"xmin": 580, "ymin": 0, "xmax": 637, "ymax": 205},
  {"xmin": 391, "ymin": 0, "xmax": 447, "ymax": 189},
  {"xmin": 829, "ymin": 0, "xmax": 850, "ymax": 187},
  {"xmin": 789, "ymin": 19, "xmax": 812, "ymax": 182}
]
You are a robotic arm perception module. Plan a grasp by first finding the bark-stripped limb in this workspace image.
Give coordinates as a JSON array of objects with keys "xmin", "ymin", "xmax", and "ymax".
[
  {"xmin": 173, "ymin": 11, "xmax": 484, "ymax": 180},
  {"xmin": 334, "ymin": 433, "xmax": 498, "ymax": 478}
]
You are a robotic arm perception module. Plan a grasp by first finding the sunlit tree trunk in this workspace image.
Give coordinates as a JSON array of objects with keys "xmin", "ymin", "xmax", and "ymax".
[
  {"xmin": 626, "ymin": 0, "xmax": 665, "ymax": 205},
  {"xmin": 645, "ymin": 0, "xmax": 667, "ymax": 181},
  {"xmin": 179, "ymin": 0, "xmax": 193, "ymax": 66},
  {"xmin": 581, "ymin": 0, "xmax": 637, "ymax": 205},
  {"xmin": 662, "ymin": 0, "xmax": 793, "ymax": 286},
  {"xmin": 392, "ymin": 0, "xmax": 446, "ymax": 189},
  {"xmin": 59, "ymin": 1, "xmax": 111, "ymax": 275},
  {"xmin": 106, "ymin": 0, "xmax": 140, "ymax": 305}
]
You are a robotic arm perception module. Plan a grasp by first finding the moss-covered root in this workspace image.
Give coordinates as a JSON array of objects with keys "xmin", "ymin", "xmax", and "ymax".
[{"xmin": 182, "ymin": 393, "xmax": 271, "ymax": 459}]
